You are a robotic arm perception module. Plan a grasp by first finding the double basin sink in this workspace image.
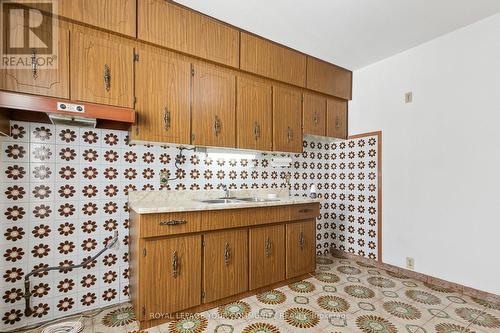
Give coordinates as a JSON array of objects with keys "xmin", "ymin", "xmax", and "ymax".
[{"xmin": 199, "ymin": 197, "xmax": 280, "ymax": 204}]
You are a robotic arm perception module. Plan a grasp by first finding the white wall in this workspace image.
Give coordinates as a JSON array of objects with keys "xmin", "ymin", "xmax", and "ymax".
[{"xmin": 349, "ymin": 13, "xmax": 500, "ymax": 295}]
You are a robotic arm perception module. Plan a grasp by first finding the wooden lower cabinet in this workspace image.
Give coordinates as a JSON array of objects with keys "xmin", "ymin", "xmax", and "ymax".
[
  {"xmin": 249, "ymin": 224, "xmax": 286, "ymax": 290},
  {"xmin": 142, "ymin": 235, "xmax": 201, "ymax": 320},
  {"xmin": 286, "ymin": 220, "xmax": 316, "ymax": 279},
  {"xmin": 203, "ymin": 229, "xmax": 248, "ymax": 302}
]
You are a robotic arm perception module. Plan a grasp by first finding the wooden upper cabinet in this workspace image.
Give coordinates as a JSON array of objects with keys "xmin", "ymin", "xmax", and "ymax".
[
  {"xmin": 138, "ymin": 0, "xmax": 239, "ymax": 67},
  {"xmin": 132, "ymin": 47, "xmax": 191, "ymax": 144},
  {"xmin": 307, "ymin": 57, "xmax": 352, "ymax": 100},
  {"xmin": 286, "ymin": 220, "xmax": 316, "ymax": 279},
  {"xmin": 192, "ymin": 64, "xmax": 236, "ymax": 148},
  {"xmin": 70, "ymin": 30, "xmax": 134, "ymax": 108},
  {"xmin": 236, "ymin": 76, "xmax": 272, "ymax": 151},
  {"xmin": 203, "ymin": 229, "xmax": 248, "ymax": 303},
  {"xmin": 142, "ymin": 235, "xmax": 201, "ymax": 320},
  {"xmin": 327, "ymin": 97, "xmax": 348, "ymax": 139},
  {"xmin": 303, "ymin": 93, "xmax": 326, "ymax": 136},
  {"xmin": 0, "ymin": 18, "xmax": 69, "ymax": 99},
  {"xmin": 272, "ymin": 86, "xmax": 303, "ymax": 153},
  {"xmin": 59, "ymin": 0, "xmax": 136, "ymax": 37},
  {"xmin": 240, "ymin": 33, "xmax": 306, "ymax": 87}
]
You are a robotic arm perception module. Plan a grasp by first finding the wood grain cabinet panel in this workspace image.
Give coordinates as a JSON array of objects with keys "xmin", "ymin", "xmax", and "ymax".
[
  {"xmin": 236, "ymin": 76, "xmax": 272, "ymax": 151},
  {"xmin": 249, "ymin": 224, "xmax": 285, "ymax": 290},
  {"xmin": 192, "ymin": 64, "xmax": 236, "ymax": 148},
  {"xmin": 240, "ymin": 33, "xmax": 306, "ymax": 87},
  {"xmin": 303, "ymin": 93, "xmax": 326, "ymax": 136},
  {"xmin": 203, "ymin": 229, "xmax": 248, "ymax": 303},
  {"xmin": 132, "ymin": 47, "xmax": 191, "ymax": 144},
  {"xmin": 59, "ymin": 0, "xmax": 136, "ymax": 37},
  {"xmin": 70, "ymin": 30, "xmax": 134, "ymax": 108},
  {"xmin": 138, "ymin": 0, "xmax": 239, "ymax": 67},
  {"xmin": 272, "ymin": 86, "xmax": 303, "ymax": 153},
  {"xmin": 326, "ymin": 97, "xmax": 348, "ymax": 139},
  {"xmin": 0, "ymin": 18, "xmax": 69, "ymax": 99},
  {"xmin": 142, "ymin": 235, "xmax": 201, "ymax": 320},
  {"xmin": 286, "ymin": 220, "xmax": 316, "ymax": 279},
  {"xmin": 307, "ymin": 57, "xmax": 352, "ymax": 100}
]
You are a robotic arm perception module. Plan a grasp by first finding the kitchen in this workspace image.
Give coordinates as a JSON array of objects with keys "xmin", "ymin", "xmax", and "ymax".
[{"xmin": 0, "ymin": 1, "xmax": 499, "ymax": 332}]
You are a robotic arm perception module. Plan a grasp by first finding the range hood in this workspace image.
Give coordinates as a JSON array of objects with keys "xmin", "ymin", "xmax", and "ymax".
[{"xmin": 0, "ymin": 91, "xmax": 135, "ymax": 130}]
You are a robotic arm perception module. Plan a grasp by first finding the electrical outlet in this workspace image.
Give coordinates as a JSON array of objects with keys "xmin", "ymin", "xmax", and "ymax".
[
  {"xmin": 160, "ymin": 170, "xmax": 169, "ymax": 186},
  {"xmin": 406, "ymin": 257, "xmax": 415, "ymax": 270},
  {"xmin": 405, "ymin": 91, "xmax": 413, "ymax": 104}
]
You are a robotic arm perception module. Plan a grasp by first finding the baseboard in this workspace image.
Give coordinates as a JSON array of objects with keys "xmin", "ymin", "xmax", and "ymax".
[{"xmin": 329, "ymin": 248, "xmax": 500, "ymax": 304}]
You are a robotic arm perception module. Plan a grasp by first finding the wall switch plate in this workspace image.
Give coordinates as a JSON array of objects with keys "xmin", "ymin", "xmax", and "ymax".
[
  {"xmin": 405, "ymin": 92, "xmax": 413, "ymax": 104},
  {"xmin": 406, "ymin": 257, "xmax": 415, "ymax": 270}
]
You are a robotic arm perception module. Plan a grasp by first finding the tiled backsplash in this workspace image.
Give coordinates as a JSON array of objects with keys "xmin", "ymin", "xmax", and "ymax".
[{"xmin": 0, "ymin": 121, "xmax": 378, "ymax": 329}]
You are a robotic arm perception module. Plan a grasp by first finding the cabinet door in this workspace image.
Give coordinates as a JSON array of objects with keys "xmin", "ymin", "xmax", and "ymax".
[
  {"xmin": 272, "ymin": 86, "xmax": 303, "ymax": 153},
  {"xmin": 326, "ymin": 98, "xmax": 348, "ymax": 139},
  {"xmin": 240, "ymin": 33, "xmax": 306, "ymax": 87},
  {"xmin": 138, "ymin": 0, "xmax": 239, "ymax": 67},
  {"xmin": 192, "ymin": 64, "xmax": 236, "ymax": 148},
  {"xmin": 236, "ymin": 76, "xmax": 272, "ymax": 151},
  {"xmin": 0, "ymin": 18, "xmax": 69, "ymax": 98},
  {"xmin": 307, "ymin": 57, "xmax": 352, "ymax": 100},
  {"xmin": 71, "ymin": 30, "xmax": 134, "ymax": 108},
  {"xmin": 249, "ymin": 225, "xmax": 285, "ymax": 290},
  {"xmin": 59, "ymin": 0, "xmax": 136, "ymax": 37},
  {"xmin": 143, "ymin": 235, "xmax": 201, "ymax": 318},
  {"xmin": 203, "ymin": 229, "xmax": 248, "ymax": 303},
  {"xmin": 132, "ymin": 48, "xmax": 191, "ymax": 144},
  {"xmin": 286, "ymin": 220, "xmax": 316, "ymax": 279},
  {"xmin": 303, "ymin": 93, "xmax": 326, "ymax": 136}
]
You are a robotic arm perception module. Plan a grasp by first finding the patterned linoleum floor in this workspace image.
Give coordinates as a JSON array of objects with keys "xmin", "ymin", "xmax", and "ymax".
[{"xmin": 33, "ymin": 255, "xmax": 500, "ymax": 333}]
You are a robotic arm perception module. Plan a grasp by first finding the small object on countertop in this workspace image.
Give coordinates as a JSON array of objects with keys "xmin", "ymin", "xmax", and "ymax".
[
  {"xmin": 267, "ymin": 193, "xmax": 278, "ymax": 199},
  {"xmin": 309, "ymin": 184, "xmax": 317, "ymax": 199}
]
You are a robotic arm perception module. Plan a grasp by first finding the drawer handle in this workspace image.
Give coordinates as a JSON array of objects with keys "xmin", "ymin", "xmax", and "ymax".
[
  {"xmin": 214, "ymin": 116, "xmax": 222, "ymax": 136},
  {"xmin": 224, "ymin": 242, "xmax": 231, "ymax": 265},
  {"xmin": 313, "ymin": 112, "xmax": 319, "ymax": 125},
  {"xmin": 31, "ymin": 50, "xmax": 38, "ymax": 80},
  {"xmin": 287, "ymin": 127, "xmax": 293, "ymax": 142},
  {"xmin": 265, "ymin": 237, "xmax": 272, "ymax": 257},
  {"xmin": 298, "ymin": 208, "xmax": 313, "ymax": 213},
  {"xmin": 172, "ymin": 250, "xmax": 178, "ymax": 278},
  {"xmin": 299, "ymin": 231, "xmax": 305, "ymax": 249},
  {"xmin": 160, "ymin": 220, "xmax": 187, "ymax": 226}
]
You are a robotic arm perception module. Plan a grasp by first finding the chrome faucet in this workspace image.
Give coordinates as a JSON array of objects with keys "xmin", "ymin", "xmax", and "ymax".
[{"xmin": 221, "ymin": 184, "xmax": 230, "ymax": 199}]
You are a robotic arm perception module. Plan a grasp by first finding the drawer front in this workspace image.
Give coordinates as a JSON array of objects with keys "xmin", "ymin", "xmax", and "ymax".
[
  {"xmin": 289, "ymin": 203, "xmax": 320, "ymax": 221},
  {"xmin": 140, "ymin": 212, "xmax": 202, "ymax": 238},
  {"xmin": 202, "ymin": 206, "xmax": 289, "ymax": 231}
]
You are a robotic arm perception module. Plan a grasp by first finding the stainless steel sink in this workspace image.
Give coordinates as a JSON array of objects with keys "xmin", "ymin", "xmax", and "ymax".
[
  {"xmin": 198, "ymin": 199, "xmax": 239, "ymax": 204},
  {"xmin": 235, "ymin": 197, "xmax": 280, "ymax": 202}
]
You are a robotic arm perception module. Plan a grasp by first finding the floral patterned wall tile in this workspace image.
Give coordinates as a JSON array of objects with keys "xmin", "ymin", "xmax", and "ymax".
[{"xmin": 0, "ymin": 121, "xmax": 379, "ymax": 330}]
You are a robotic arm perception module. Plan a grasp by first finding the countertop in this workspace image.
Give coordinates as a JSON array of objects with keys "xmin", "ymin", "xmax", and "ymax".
[{"xmin": 128, "ymin": 189, "xmax": 321, "ymax": 214}]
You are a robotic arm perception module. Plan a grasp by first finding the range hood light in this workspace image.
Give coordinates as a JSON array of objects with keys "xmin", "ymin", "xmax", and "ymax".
[{"xmin": 48, "ymin": 113, "xmax": 97, "ymax": 128}]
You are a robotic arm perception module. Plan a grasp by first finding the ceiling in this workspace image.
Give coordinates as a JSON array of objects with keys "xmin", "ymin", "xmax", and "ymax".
[{"xmin": 175, "ymin": 0, "xmax": 500, "ymax": 70}]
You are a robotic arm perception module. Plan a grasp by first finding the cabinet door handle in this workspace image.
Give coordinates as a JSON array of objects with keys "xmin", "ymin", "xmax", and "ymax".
[
  {"xmin": 335, "ymin": 117, "xmax": 341, "ymax": 129},
  {"xmin": 253, "ymin": 121, "xmax": 261, "ymax": 140},
  {"xmin": 299, "ymin": 231, "xmax": 305, "ymax": 249},
  {"xmin": 224, "ymin": 242, "xmax": 231, "ymax": 265},
  {"xmin": 213, "ymin": 116, "xmax": 222, "ymax": 136},
  {"xmin": 298, "ymin": 208, "xmax": 313, "ymax": 213},
  {"xmin": 159, "ymin": 220, "xmax": 187, "ymax": 226},
  {"xmin": 313, "ymin": 112, "xmax": 319, "ymax": 125},
  {"xmin": 31, "ymin": 50, "xmax": 38, "ymax": 80},
  {"xmin": 265, "ymin": 237, "xmax": 272, "ymax": 257},
  {"xmin": 104, "ymin": 64, "xmax": 111, "ymax": 91},
  {"xmin": 287, "ymin": 127, "xmax": 293, "ymax": 142},
  {"xmin": 172, "ymin": 250, "xmax": 178, "ymax": 278},
  {"xmin": 163, "ymin": 108, "xmax": 171, "ymax": 131}
]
